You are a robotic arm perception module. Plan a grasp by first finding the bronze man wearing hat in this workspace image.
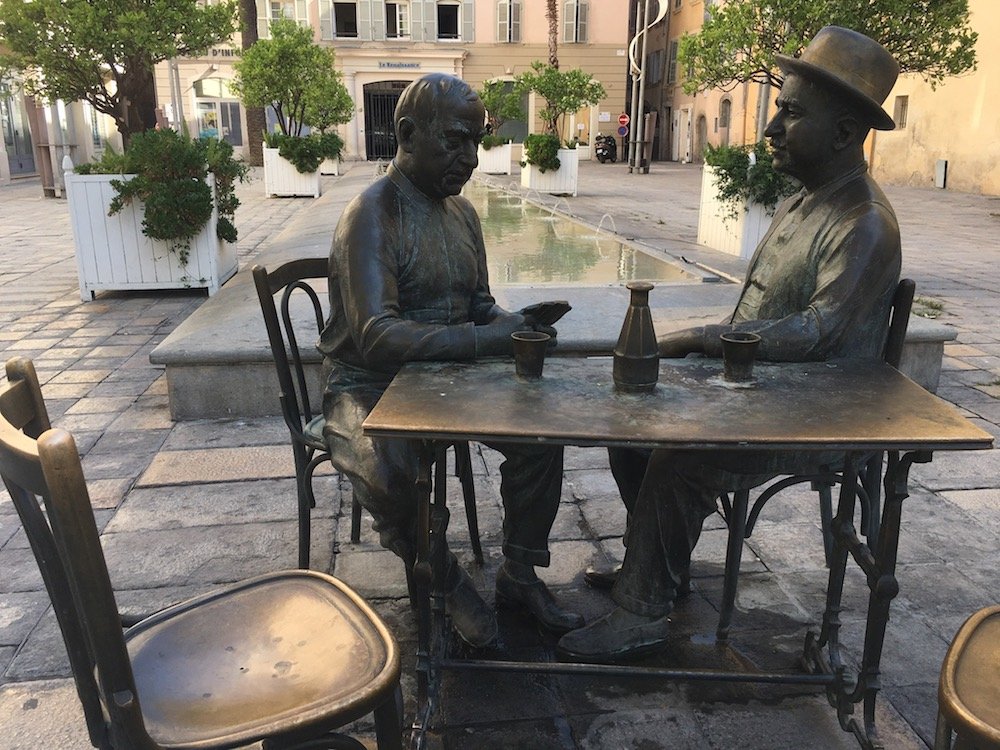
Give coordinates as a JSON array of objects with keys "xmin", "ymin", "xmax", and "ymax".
[
  {"xmin": 318, "ymin": 73, "xmax": 582, "ymax": 649},
  {"xmin": 560, "ymin": 27, "xmax": 903, "ymax": 661}
]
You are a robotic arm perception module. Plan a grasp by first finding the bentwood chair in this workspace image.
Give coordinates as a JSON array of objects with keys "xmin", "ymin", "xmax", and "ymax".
[
  {"xmin": 0, "ymin": 356, "xmax": 403, "ymax": 750},
  {"xmin": 252, "ymin": 260, "xmax": 484, "ymax": 570},
  {"xmin": 935, "ymin": 605, "xmax": 1000, "ymax": 749},
  {"xmin": 716, "ymin": 278, "xmax": 916, "ymax": 640}
]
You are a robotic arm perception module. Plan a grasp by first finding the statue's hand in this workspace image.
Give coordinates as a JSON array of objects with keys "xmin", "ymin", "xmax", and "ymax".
[
  {"xmin": 533, "ymin": 323, "xmax": 558, "ymax": 349},
  {"xmin": 658, "ymin": 328, "xmax": 703, "ymax": 358},
  {"xmin": 474, "ymin": 313, "xmax": 530, "ymax": 357}
]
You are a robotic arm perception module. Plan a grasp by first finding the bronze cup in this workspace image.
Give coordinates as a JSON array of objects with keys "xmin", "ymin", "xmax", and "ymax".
[
  {"xmin": 720, "ymin": 332, "xmax": 762, "ymax": 382},
  {"xmin": 512, "ymin": 331, "xmax": 551, "ymax": 379}
]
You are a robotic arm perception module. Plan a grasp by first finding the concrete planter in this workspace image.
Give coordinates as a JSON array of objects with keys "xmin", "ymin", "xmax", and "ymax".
[
  {"xmin": 696, "ymin": 165, "xmax": 773, "ymax": 260},
  {"xmin": 320, "ymin": 157, "xmax": 339, "ymax": 176},
  {"xmin": 520, "ymin": 147, "xmax": 579, "ymax": 196},
  {"xmin": 65, "ymin": 172, "xmax": 236, "ymax": 301},
  {"xmin": 476, "ymin": 142, "xmax": 512, "ymax": 175},
  {"xmin": 263, "ymin": 146, "xmax": 321, "ymax": 198}
]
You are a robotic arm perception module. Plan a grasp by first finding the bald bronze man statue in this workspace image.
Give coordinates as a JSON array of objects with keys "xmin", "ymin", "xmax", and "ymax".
[
  {"xmin": 318, "ymin": 73, "xmax": 582, "ymax": 648},
  {"xmin": 560, "ymin": 27, "xmax": 903, "ymax": 661}
]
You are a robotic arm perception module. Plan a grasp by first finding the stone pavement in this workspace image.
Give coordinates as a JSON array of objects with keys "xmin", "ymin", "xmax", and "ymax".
[{"xmin": 0, "ymin": 159, "xmax": 998, "ymax": 750}]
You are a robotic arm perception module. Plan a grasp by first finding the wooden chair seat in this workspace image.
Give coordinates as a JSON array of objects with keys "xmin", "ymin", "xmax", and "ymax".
[{"xmin": 936, "ymin": 605, "xmax": 1000, "ymax": 750}]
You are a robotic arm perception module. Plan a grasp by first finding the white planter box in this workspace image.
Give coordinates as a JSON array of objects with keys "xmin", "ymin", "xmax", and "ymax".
[
  {"xmin": 696, "ymin": 165, "xmax": 773, "ymax": 260},
  {"xmin": 65, "ymin": 172, "xmax": 237, "ymax": 301},
  {"xmin": 476, "ymin": 142, "xmax": 512, "ymax": 175},
  {"xmin": 320, "ymin": 157, "xmax": 339, "ymax": 176},
  {"xmin": 520, "ymin": 147, "xmax": 579, "ymax": 196},
  {"xmin": 263, "ymin": 146, "xmax": 321, "ymax": 197}
]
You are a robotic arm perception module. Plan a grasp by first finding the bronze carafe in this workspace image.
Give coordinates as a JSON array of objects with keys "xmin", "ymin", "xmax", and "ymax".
[{"xmin": 613, "ymin": 281, "xmax": 659, "ymax": 392}]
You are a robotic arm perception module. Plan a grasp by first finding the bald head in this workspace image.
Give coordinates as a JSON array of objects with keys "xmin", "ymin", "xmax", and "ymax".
[{"xmin": 395, "ymin": 74, "xmax": 481, "ymax": 134}]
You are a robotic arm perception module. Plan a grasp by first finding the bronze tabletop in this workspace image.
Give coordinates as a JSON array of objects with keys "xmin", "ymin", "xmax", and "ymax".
[{"xmin": 363, "ymin": 357, "xmax": 992, "ymax": 452}]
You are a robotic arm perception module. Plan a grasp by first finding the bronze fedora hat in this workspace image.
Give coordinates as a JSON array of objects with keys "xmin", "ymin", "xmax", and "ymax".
[{"xmin": 775, "ymin": 26, "xmax": 899, "ymax": 131}]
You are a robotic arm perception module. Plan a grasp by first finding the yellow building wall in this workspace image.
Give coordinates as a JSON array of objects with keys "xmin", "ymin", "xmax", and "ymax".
[{"xmin": 870, "ymin": 0, "xmax": 999, "ymax": 195}]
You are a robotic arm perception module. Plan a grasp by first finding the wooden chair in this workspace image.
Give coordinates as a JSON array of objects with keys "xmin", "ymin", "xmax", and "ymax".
[
  {"xmin": 717, "ymin": 278, "xmax": 916, "ymax": 640},
  {"xmin": 935, "ymin": 605, "xmax": 1000, "ymax": 749},
  {"xmin": 251, "ymin": 260, "xmax": 484, "ymax": 570},
  {"xmin": 0, "ymin": 356, "xmax": 403, "ymax": 750}
]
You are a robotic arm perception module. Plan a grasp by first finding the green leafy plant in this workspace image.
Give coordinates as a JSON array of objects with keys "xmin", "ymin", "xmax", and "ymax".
[
  {"xmin": 704, "ymin": 141, "xmax": 798, "ymax": 221},
  {"xmin": 678, "ymin": 0, "xmax": 977, "ymax": 94},
  {"xmin": 480, "ymin": 133, "xmax": 508, "ymax": 151},
  {"xmin": 521, "ymin": 133, "xmax": 562, "ymax": 173},
  {"xmin": 75, "ymin": 128, "xmax": 249, "ymax": 263},
  {"xmin": 262, "ymin": 131, "xmax": 342, "ymax": 174},
  {"xmin": 514, "ymin": 61, "xmax": 606, "ymax": 137},
  {"xmin": 477, "ymin": 79, "xmax": 524, "ymax": 141}
]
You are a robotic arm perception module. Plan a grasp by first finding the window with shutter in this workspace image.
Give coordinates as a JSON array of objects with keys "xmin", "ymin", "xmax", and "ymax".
[
  {"xmin": 563, "ymin": 0, "xmax": 587, "ymax": 44},
  {"xmin": 332, "ymin": 1, "xmax": 359, "ymax": 37},
  {"xmin": 387, "ymin": 2, "xmax": 410, "ymax": 37},
  {"xmin": 667, "ymin": 39, "xmax": 678, "ymax": 83},
  {"xmin": 497, "ymin": 0, "xmax": 520, "ymax": 43},
  {"xmin": 437, "ymin": 1, "xmax": 459, "ymax": 40}
]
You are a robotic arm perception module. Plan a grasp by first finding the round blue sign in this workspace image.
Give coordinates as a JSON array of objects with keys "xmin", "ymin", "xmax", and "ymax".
[{"xmin": 617, "ymin": 125, "xmax": 629, "ymax": 137}]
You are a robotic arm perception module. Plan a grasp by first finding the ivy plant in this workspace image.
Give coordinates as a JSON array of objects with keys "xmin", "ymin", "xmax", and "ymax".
[
  {"xmin": 75, "ymin": 129, "xmax": 249, "ymax": 263},
  {"xmin": 704, "ymin": 141, "xmax": 798, "ymax": 221}
]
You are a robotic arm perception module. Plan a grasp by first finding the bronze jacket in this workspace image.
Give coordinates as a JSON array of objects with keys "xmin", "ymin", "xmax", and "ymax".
[
  {"xmin": 703, "ymin": 163, "xmax": 902, "ymax": 361},
  {"xmin": 318, "ymin": 163, "xmax": 509, "ymax": 389}
]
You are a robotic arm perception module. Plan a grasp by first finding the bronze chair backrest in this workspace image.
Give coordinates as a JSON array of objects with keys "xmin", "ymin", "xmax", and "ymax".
[
  {"xmin": 0, "ymin": 357, "xmax": 155, "ymax": 749},
  {"xmin": 884, "ymin": 278, "xmax": 916, "ymax": 369},
  {"xmin": 252, "ymin": 258, "xmax": 329, "ymax": 441}
]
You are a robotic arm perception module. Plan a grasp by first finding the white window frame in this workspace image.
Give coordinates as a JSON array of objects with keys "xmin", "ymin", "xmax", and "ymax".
[
  {"xmin": 437, "ymin": 0, "xmax": 461, "ymax": 41},
  {"xmin": 386, "ymin": 1, "xmax": 410, "ymax": 39},
  {"xmin": 667, "ymin": 39, "xmax": 679, "ymax": 84},
  {"xmin": 497, "ymin": 0, "xmax": 521, "ymax": 43},
  {"xmin": 563, "ymin": 0, "xmax": 588, "ymax": 44},
  {"xmin": 264, "ymin": 0, "xmax": 307, "ymax": 37}
]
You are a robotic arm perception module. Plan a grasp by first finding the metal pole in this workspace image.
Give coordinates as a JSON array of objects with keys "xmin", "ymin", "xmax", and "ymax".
[
  {"xmin": 626, "ymin": 0, "xmax": 644, "ymax": 172},
  {"xmin": 755, "ymin": 80, "xmax": 771, "ymax": 143},
  {"xmin": 634, "ymin": 0, "xmax": 653, "ymax": 172}
]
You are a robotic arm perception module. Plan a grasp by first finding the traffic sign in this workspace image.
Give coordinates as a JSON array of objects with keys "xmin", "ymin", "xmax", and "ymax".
[
  {"xmin": 617, "ymin": 125, "xmax": 629, "ymax": 137},
  {"xmin": 618, "ymin": 113, "xmax": 630, "ymax": 126}
]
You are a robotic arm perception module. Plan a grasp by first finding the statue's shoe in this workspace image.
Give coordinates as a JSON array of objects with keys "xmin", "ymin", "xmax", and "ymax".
[
  {"xmin": 583, "ymin": 565, "xmax": 691, "ymax": 597},
  {"xmin": 445, "ymin": 567, "xmax": 498, "ymax": 648},
  {"xmin": 556, "ymin": 606, "xmax": 670, "ymax": 663},
  {"xmin": 495, "ymin": 567, "xmax": 585, "ymax": 634}
]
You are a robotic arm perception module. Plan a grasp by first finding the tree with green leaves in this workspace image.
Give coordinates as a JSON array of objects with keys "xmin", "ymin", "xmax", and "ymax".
[
  {"xmin": 516, "ymin": 61, "xmax": 606, "ymax": 139},
  {"xmin": 0, "ymin": 0, "xmax": 238, "ymax": 146},
  {"xmin": 679, "ymin": 0, "xmax": 978, "ymax": 94},
  {"xmin": 477, "ymin": 79, "xmax": 525, "ymax": 137},
  {"xmin": 232, "ymin": 18, "xmax": 349, "ymax": 137}
]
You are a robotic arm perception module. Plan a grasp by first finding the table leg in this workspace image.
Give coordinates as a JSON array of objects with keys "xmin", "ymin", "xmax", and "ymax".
[
  {"xmin": 409, "ymin": 442, "xmax": 453, "ymax": 750},
  {"xmin": 410, "ymin": 444, "xmax": 434, "ymax": 749}
]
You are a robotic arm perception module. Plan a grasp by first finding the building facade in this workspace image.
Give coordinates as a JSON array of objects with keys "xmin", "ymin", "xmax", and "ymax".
[{"xmin": 155, "ymin": 0, "xmax": 632, "ymax": 162}]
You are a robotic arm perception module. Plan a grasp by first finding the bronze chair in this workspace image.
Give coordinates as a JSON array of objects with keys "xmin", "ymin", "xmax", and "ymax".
[
  {"xmin": 0, "ymin": 357, "xmax": 403, "ymax": 750},
  {"xmin": 251, "ymin": 260, "xmax": 484, "ymax": 570},
  {"xmin": 717, "ymin": 278, "xmax": 916, "ymax": 640},
  {"xmin": 935, "ymin": 605, "xmax": 1000, "ymax": 750}
]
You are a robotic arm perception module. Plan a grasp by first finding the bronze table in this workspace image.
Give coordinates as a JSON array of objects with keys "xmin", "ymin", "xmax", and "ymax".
[{"xmin": 362, "ymin": 357, "xmax": 994, "ymax": 750}]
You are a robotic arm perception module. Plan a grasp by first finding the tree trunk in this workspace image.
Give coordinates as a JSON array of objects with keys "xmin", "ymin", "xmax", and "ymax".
[
  {"xmin": 240, "ymin": 0, "xmax": 266, "ymax": 166},
  {"xmin": 546, "ymin": 0, "xmax": 559, "ymax": 69}
]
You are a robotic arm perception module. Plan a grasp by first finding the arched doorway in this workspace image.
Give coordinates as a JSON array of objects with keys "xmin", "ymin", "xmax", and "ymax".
[
  {"xmin": 363, "ymin": 80, "xmax": 410, "ymax": 160},
  {"xmin": 695, "ymin": 115, "xmax": 708, "ymax": 162}
]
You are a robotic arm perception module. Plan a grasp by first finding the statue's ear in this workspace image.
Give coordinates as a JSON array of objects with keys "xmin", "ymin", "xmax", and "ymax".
[
  {"xmin": 397, "ymin": 116, "xmax": 418, "ymax": 153},
  {"xmin": 834, "ymin": 114, "xmax": 863, "ymax": 151}
]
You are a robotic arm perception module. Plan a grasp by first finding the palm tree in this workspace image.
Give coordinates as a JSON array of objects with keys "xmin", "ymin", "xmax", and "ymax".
[
  {"xmin": 240, "ymin": 0, "xmax": 267, "ymax": 166},
  {"xmin": 546, "ymin": 0, "xmax": 559, "ymax": 69}
]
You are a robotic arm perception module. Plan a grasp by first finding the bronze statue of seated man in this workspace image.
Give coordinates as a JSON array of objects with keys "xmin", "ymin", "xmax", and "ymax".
[
  {"xmin": 560, "ymin": 26, "xmax": 903, "ymax": 662},
  {"xmin": 318, "ymin": 73, "xmax": 582, "ymax": 648}
]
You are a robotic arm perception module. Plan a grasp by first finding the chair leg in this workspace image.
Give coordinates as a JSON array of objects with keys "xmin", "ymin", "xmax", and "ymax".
[
  {"xmin": 350, "ymin": 493, "xmax": 362, "ymax": 544},
  {"xmin": 718, "ymin": 489, "xmax": 749, "ymax": 642},
  {"xmin": 373, "ymin": 684, "xmax": 405, "ymax": 750},
  {"xmin": 933, "ymin": 711, "xmax": 952, "ymax": 750},
  {"xmin": 454, "ymin": 442, "xmax": 484, "ymax": 565}
]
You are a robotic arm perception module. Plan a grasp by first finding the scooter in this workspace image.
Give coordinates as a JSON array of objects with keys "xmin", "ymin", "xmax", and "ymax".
[{"xmin": 595, "ymin": 134, "xmax": 618, "ymax": 163}]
